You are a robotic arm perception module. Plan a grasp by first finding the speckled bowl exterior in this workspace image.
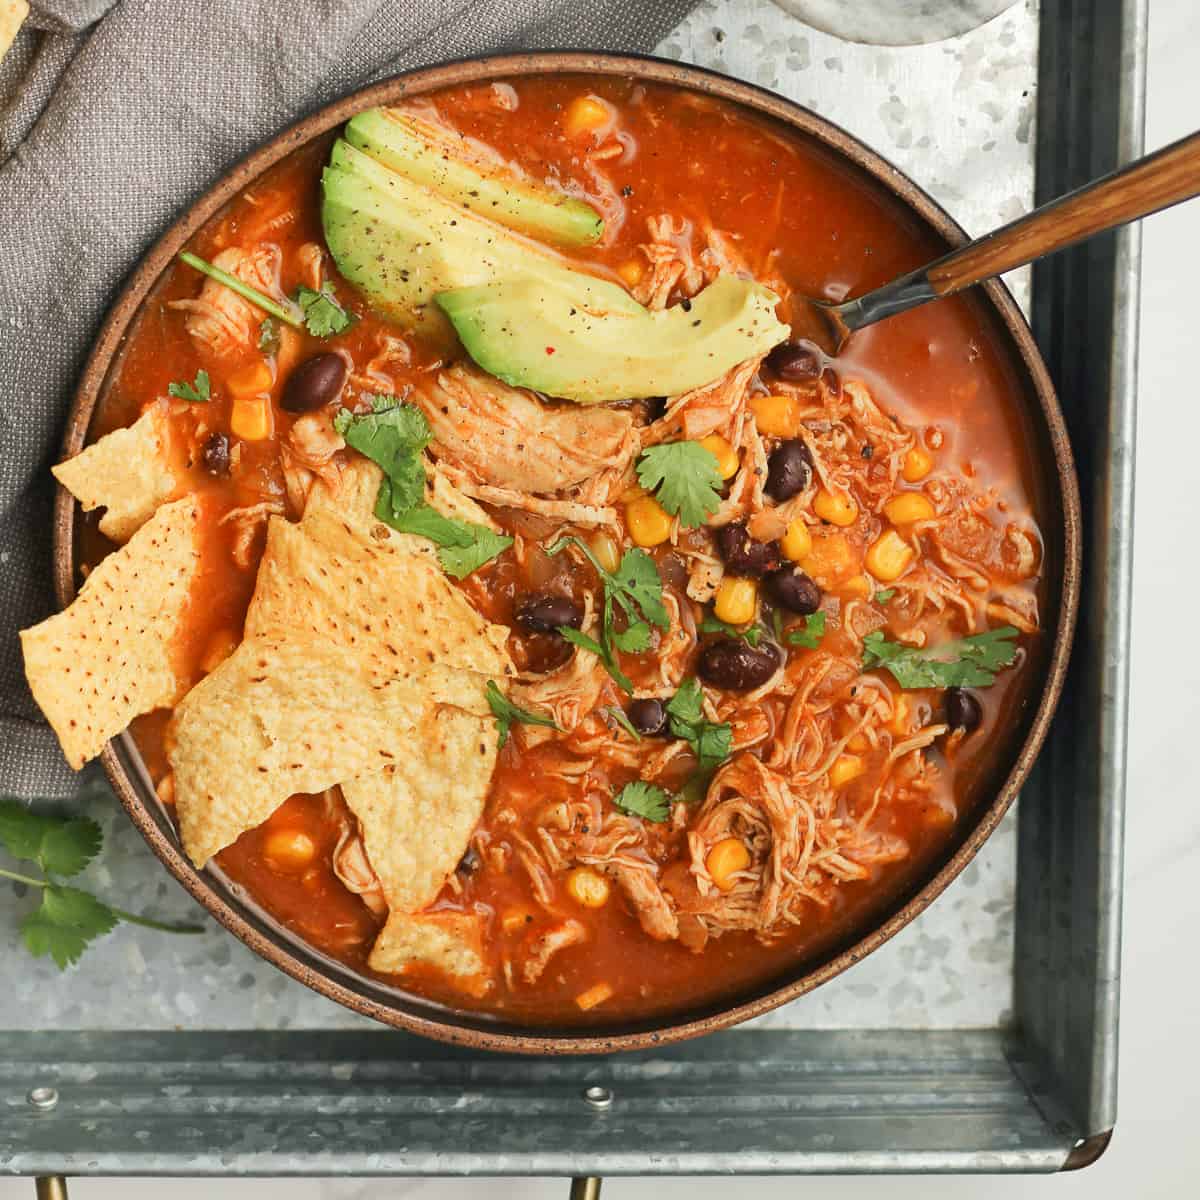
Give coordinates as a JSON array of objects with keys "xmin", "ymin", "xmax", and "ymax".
[{"xmin": 54, "ymin": 52, "xmax": 1080, "ymax": 1054}]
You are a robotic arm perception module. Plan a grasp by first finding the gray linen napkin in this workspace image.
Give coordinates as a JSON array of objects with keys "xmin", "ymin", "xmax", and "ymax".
[{"xmin": 0, "ymin": 0, "xmax": 694, "ymax": 798}]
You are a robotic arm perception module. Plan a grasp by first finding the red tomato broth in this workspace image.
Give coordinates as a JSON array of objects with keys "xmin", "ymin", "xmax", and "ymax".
[{"xmin": 88, "ymin": 75, "xmax": 1048, "ymax": 1027}]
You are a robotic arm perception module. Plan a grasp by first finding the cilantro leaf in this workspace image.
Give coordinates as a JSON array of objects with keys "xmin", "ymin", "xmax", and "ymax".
[
  {"xmin": 167, "ymin": 369, "xmax": 210, "ymax": 403},
  {"xmin": 604, "ymin": 706, "xmax": 642, "ymax": 741},
  {"xmin": 700, "ymin": 615, "xmax": 763, "ymax": 646},
  {"xmin": 612, "ymin": 781, "xmax": 671, "ymax": 823},
  {"xmin": 862, "ymin": 626, "xmax": 1021, "ymax": 689},
  {"xmin": 666, "ymin": 678, "xmax": 733, "ymax": 771},
  {"xmin": 437, "ymin": 525, "xmax": 513, "ymax": 579},
  {"xmin": 610, "ymin": 619, "xmax": 652, "ymax": 653},
  {"xmin": 636, "ymin": 441, "xmax": 723, "ymax": 528},
  {"xmin": 296, "ymin": 284, "xmax": 354, "ymax": 337},
  {"xmin": 0, "ymin": 800, "xmax": 101, "ymax": 876},
  {"xmin": 338, "ymin": 402, "xmax": 511, "ymax": 578},
  {"xmin": 485, "ymin": 681, "xmax": 560, "ymax": 749},
  {"xmin": 874, "ymin": 589, "xmax": 896, "ymax": 605},
  {"xmin": 0, "ymin": 799, "xmax": 57, "ymax": 863},
  {"xmin": 559, "ymin": 624, "xmax": 633, "ymax": 694},
  {"xmin": 785, "ymin": 611, "xmax": 827, "ymax": 650},
  {"xmin": 377, "ymin": 492, "xmax": 512, "ymax": 579},
  {"xmin": 38, "ymin": 819, "xmax": 103, "ymax": 877},
  {"xmin": 179, "ymin": 251, "xmax": 303, "ymax": 328},
  {"xmin": 21, "ymin": 886, "xmax": 117, "ymax": 970},
  {"xmin": 258, "ymin": 317, "xmax": 281, "ymax": 355},
  {"xmin": 546, "ymin": 538, "xmax": 667, "ymax": 693}
]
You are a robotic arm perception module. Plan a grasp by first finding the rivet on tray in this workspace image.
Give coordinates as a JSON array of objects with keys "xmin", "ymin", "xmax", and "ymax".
[
  {"xmin": 27, "ymin": 1086, "xmax": 59, "ymax": 1111},
  {"xmin": 583, "ymin": 1085, "xmax": 613, "ymax": 1110}
]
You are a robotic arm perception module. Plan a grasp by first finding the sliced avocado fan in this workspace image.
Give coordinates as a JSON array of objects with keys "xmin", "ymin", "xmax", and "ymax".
[
  {"xmin": 323, "ymin": 138, "xmax": 638, "ymax": 336},
  {"xmin": 436, "ymin": 274, "xmax": 790, "ymax": 406},
  {"xmin": 344, "ymin": 108, "xmax": 603, "ymax": 247}
]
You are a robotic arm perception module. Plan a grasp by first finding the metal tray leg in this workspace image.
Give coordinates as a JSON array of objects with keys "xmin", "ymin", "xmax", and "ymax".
[{"xmin": 35, "ymin": 1179, "xmax": 68, "ymax": 1200}]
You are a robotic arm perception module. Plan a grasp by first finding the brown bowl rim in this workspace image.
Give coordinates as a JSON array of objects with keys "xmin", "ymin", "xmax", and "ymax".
[{"xmin": 54, "ymin": 50, "xmax": 1081, "ymax": 1055}]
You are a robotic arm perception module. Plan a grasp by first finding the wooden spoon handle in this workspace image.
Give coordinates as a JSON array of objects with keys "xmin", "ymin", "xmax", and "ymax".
[{"xmin": 927, "ymin": 129, "xmax": 1200, "ymax": 295}]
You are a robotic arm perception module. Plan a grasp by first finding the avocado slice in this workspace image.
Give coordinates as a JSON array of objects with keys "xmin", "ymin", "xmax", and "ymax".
[
  {"xmin": 322, "ymin": 139, "xmax": 639, "ymax": 334},
  {"xmin": 435, "ymin": 274, "xmax": 790, "ymax": 405},
  {"xmin": 345, "ymin": 107, "xmax": 603, "ymax": 247}
]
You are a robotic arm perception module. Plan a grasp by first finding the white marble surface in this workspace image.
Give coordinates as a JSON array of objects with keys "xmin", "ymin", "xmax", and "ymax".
[{"xmin": 4, "ymin": 0, "xmax": 1200, "ymax": 1194}]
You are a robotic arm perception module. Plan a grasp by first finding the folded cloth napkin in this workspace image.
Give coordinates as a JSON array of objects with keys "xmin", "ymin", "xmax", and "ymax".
[{"xmin": 0, "ymin": 0, "xmax": 694, "ymax": 798}]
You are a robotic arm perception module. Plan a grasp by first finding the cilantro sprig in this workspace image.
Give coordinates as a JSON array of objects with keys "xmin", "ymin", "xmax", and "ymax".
[
  {"xmin": 485, "ymin": 681, "xmax": 560, "ymax": 749},
  {"xmin": 700, "ymin": 614, "xmax": 763, "ymax": 646},
  {"xmin": 178, "ymin": 253, "xmax": 354, "ymax": 339},
  {"xmin": 335, "ymin": 399, "xmax": 512, "ymax": 579},
  {"xmin": 612, "ymin": 781, "xmax": 671, "ymax": 823},
  {"xmin": 296, "ymin": 284, "xmax": 355, "ymax": 338},
  {"xmin": 874, "ymin": 589, "xmax": 896, "ymax": 605},
  {"xmin": 666, "ymin": 678, "xmax": 732, "ymax": 772},
  {"xmin": 546, "ymin": 536, "xmax": 668, "ymax": 693},
  {"xmin": 257, "ymin": 317, "xmax": 281, "ymax": 355},
  {"xmin": 167, "ymin": 368, "xmax": 210, "ymax": 403},
  {"xmin": 636, "ymin": 441, "xmax": 724, "ymax": 528},
  {"xmin": 604, "ymin": 706, "xmax": 642, "ymax": 741},
  {"xmin": 0, "ymin": 798, "xmax": 203, "ymax": 969},
  {"xmin": 861, "ymin": 626, "xmax": 1020, "ymax": 689},
  {"xmin": 785, "ymin": 611, "xmax": 827, "ymax": 650}
]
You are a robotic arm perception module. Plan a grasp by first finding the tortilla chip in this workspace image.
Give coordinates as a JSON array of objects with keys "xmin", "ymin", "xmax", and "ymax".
[
  {"xmin": 247, "ymin": 464, "xmax": 512, "ymax": 681},
  {"xmin": 53, "ymin": 403, "xmax": 177, "ymax": 543},
  {"xmin": 369, "ymin": 910, "xmax": 487, "ymax": 986},
  {"xmin": 173, "ymin": 637, "xmax": 488, "ymax": 867},
  {"xmin": 343, "ymin": 704, "xmax": 496, "ymax": 915},
  {"xmin": 20, "ymin": 496, "xmax": 201, "ymax": 769},
  {"xmin": 0, "ymin": 2, "xmax": 27, "ymax": 61}
]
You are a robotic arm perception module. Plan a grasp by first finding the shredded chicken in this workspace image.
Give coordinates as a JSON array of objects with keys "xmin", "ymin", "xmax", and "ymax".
[
  {"xmin": 219, "ymin": 500, "xmax": 285, "ymax": 569},
  {"xmin": 280, "ymin": 412, "xmax": 345, "ymax": 516},
  {"xmin": 413, "ymin": 365, "xmax": 636, "ymax": 495},
  {"xmin": 169, "ymin": 245, "xmax": 286, "ymax": 358},
  {"xmin": 522, "ymin": 919, "xmax": 587, "ymax": 983},
  {"xmin": 332, "ymin": 825, "xmax": 387, "ymax": 918}
]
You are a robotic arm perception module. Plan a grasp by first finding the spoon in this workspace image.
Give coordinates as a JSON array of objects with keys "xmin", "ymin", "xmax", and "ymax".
[{"xmin": 795, "ymin": 129, "xmax": 1200, "ymax": 355}]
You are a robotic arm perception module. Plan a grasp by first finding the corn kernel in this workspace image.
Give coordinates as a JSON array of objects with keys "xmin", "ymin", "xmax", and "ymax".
[
  {"xmin": 814, "ymin": 488, "xmax": 858, "ymax": 527},
  {"xmin": 625, "ymin": 493, "xmax": 673, "ymax": 547},
  {"xmin": 575, "ymin": 982, "xmax": 615, "ymax": 1011},
  {"xmin": 588, "ymin": 530, "xmax": 622, "ymax": 575},
  {"xmin": 902, "ymin": 444, "xmax": 934, "ymax": 482},
  {"xmin": 866, "ymin": 529, "xmax": 915, "ymax": 582},
  {"xmin": 848, "ymin": 731, "xmax": 871, "ymax": 753},
  {"xmin": 883, "ymin": 492, "xmax": 936, "ymax": 525},
  {"xmin": 829, "ymin": 754, "xmax": 866, "ymax": 788},
  {"xmin": 749, "ymin": 392, "xmax": 802, "ymax": 438},
  {"xmin": 781, "ymin": 519, "xmax": 813, "ymax": 562},
  {"xmin": 565, "ymin": 867, "xmax": 610, "ymax": 908},
  {"xmin": 230, "ymin": 395, "xmax": 272, "ymax": 441},
  {"xmin": 843, "ymin": 574, "xmax": 871, "ymax": 599},
  {"xmin": 227, "ymin": 359, "xmax": 273, "ymax": 397},
  {"xmin": 889, "ymin": 694, "xmax": 910, "ymax": 735},
  {"xmin": 714, "ymin": 576, "xmax": 759, "ymax": 625},
  {"xmin": 699, "ymin": 434, "xmax": 740, "ymax": 480},
  {"xmin": 617, "ymin": 259, "xmax": 645, "ymax": 288},
  {"xmin": 564, "ymin": 95, "xmax": 611, "ymax": 137},
  {"xmin": 800, "ymin": 530, "xmax": 857, "ymax": 586},
  {"xmin": 263, "ymin": 829, "xmax": 317, "ymax": 873},
  {"xmin": 706, "ymin": 837, "xmax": 751, "ymax": 891}
]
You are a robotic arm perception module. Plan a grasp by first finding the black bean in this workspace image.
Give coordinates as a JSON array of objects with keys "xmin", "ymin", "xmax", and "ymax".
[
  {"xmin": 201, "ymin": 432, "xmax": 230, "ymax": 476},
  {"xmin": 765, "ymin": 340, "xmax": 821, "ymax": 381},
  {"xmin": 766, "ymin": 567, "xmax": 821, "ymax": 615},
  {"xmin": 645, "ymin": 395, "xmax": 669, "ymax": 422},
  {"xmin": 514, "ymin": 592, "xmax": 583, "ymax": 634},
  {"xmin": 715, "ymin": 522, "xmax": 782, "ymax": 577},
  {"xmin": 628, "ymin": 698, "xmax": 668, "ymax": 736},
  {"xmin": 765, "ymin": 439, "xmax": 814, "ymax": 501},
  {"xmin": 282, "ymin": 353, "xmax": 347, "ymax": 413},
  {"xmin": 698, "ymin": 638, "xmax": 781, "ymax": 692},
  {"xmin": 944, "ymin": 687, "xmax": 983, "ymax": 734}
]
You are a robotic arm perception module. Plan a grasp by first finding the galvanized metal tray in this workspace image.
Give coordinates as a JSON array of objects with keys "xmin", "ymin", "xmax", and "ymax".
[{"xmin": 0, "ymin": 0, "xmax": 1141, "ymax": 1177}]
